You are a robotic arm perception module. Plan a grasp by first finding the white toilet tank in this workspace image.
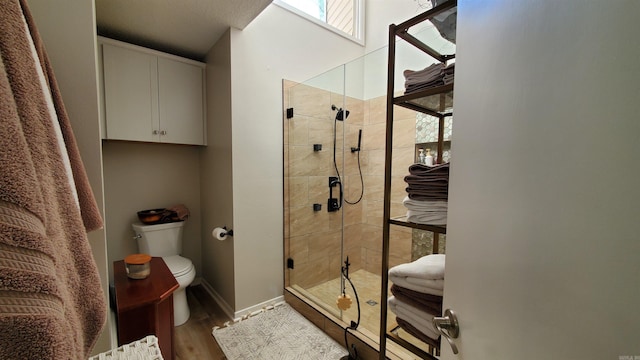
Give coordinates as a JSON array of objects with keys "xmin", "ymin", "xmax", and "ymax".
[{"xmin": 132, "ymin": 221, "xmax": 185, "ymax": 257}]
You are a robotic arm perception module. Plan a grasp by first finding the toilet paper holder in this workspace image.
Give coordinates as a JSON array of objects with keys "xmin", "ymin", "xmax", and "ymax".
[{"xmin": 221, "ymin": 226, "xmax": 234, "ymax": 237}]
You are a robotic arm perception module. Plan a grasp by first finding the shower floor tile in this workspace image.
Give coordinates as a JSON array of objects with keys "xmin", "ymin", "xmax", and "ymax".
[{"xmin": 304, "ymin": 269, "xmax": 436, "ymax": 357}]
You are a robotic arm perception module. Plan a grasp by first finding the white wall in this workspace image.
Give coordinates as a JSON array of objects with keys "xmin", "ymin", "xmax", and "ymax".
[
  {"xmin": 202, "ymin": 30, "xmax": 236, "ymax": 316},
  {"xmin": 224, "ymin": 4, "xmax": 366, "ymax": 312},
  {"xmin": 27, "ymin": 0, "xmax": 112, "ymax": 354}
]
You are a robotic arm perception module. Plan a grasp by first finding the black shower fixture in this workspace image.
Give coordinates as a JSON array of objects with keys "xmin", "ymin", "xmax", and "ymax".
[{"xmin": 331, "ymin": 104, "xmax": 350, "ymax": 121}]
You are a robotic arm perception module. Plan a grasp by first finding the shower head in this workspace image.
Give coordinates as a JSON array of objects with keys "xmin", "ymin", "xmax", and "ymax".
[{"xmin": 331, "ymin": 104, "xmax": 350, "ymax": 121}]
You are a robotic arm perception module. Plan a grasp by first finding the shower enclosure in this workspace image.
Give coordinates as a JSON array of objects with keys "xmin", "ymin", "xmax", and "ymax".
[{"xmin": 283, "ymin": 21, "xmax": 455, "ymax": 354}]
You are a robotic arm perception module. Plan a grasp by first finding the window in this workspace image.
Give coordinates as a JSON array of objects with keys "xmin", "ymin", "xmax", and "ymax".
[{"xmin": 275, "ymin": 0, "xmax": 364, "ymax": 44}]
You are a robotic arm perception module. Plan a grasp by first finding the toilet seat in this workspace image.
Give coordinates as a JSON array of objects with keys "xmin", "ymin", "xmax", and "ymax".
[{"xmin": 163, "ymin": 255, "xmax": 193, "ymax": 277}]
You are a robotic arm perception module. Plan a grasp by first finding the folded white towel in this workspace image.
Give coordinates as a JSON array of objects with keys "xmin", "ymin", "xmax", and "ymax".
[
  {"xmin": 406, "ymin": 210, "xmax": 447, "ymax": 225},
  {"xmin": 390, "ymin": 254, "xmax": 445, "ymax": 280},
  {"xmin": 388, "ymin": 296, "xmax": 440, "ymax": 340},
  {"xmin": 389, "ymin": 255, "xmax": 445, "ymax": 295},
  {"xmin": 403, "ymin": 196, "xmax": 448, "ymax": 211}
]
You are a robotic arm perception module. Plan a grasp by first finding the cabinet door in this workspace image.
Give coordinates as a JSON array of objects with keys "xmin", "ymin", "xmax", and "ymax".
[
  {"xmin": 157, "ymin": 58, "xmax": 205, "ymax": 145},
  {"xmin": 102, "ymin": 44, "xmax": 159, "ymax": 142}
]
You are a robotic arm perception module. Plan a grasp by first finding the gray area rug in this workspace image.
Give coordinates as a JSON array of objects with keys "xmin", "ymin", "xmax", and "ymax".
[{"xmin": 212, "ymin": 302, "xmax": 348, "ymax": 359}]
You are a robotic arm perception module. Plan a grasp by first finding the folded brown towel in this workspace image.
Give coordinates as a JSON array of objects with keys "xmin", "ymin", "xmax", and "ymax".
[
  {"xmin": 0, "ymin": 1, "xmax": 106, "ymax": 358},
  {"xmin": 391, "ymin": 284, "xmax": 443, "ymax": 315},
  {"xmin": 167, "ymin": 204, "xmax": 190, "ymax": 221}
]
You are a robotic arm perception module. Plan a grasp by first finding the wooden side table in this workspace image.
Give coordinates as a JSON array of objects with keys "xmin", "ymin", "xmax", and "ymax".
[{"xmin": 114, "ymin": 257, "xmax": 179, "ymax": 360}]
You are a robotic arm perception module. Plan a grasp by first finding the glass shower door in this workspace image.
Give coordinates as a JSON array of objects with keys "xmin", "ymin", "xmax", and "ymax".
[{"xmin": 285, "ymin": 65, "xmax": 347, "ymax": 318}]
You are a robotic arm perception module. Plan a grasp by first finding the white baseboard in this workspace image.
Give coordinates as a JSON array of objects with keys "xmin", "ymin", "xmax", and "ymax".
[
  {"xmin": 199, "ymin": 279, "xmax": 235, "ymax": 321},
  {"xmin": 232, "ymin": 295, "xmax": 285, "ymax": 321},
  {"xmin": 199, "ymin": 278, "xmax": 284, "ymax": 321}
]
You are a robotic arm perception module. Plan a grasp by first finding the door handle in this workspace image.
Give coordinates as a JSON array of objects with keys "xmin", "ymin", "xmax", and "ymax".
[{"xmin": 433, "ymin": 309, "xmax": 459, "ymax": 354}]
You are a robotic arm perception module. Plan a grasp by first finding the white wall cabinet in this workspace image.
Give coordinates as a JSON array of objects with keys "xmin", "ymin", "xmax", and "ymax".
[{"xmin": 99, "ymin": 37, "xmax": 206, "ymax": 145}]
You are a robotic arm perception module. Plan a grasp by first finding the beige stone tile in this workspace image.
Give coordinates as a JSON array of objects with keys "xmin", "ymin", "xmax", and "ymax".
[
  {"xmin": 363, "ymin": 175, "xmax": 383, "ymax": 202},
  {"xmin": 283, "ymin": 145, "xmax": 289, "ymax": 177},
  {"xmin": 393, "ymin": 104, "xmax": 418, "ymax": 121},
  {"xmin": 308, "ymin": 230, "xmax": 342, "ymax": 262},
  {"xmin": 308, "ymin": 118, "xmax": 334, "ymax": 145},
  {"xmin": 343, "ymin": 198, "xmax": 363, "ymax": 226},
  {"xmin": 389, "ymin": 230, "xmax": 412, "ymax": 264},
  {"xmin": 293, "ymin": 256, "xmax": 332, "ymax": 288},
  {"xmin": 328, "ymin": 209, "xmax": 343, "ymax": 232},
  {"xmin": 364, "ymin": 199, "xmax": 383, "ymax": 227},
  {"xmin": 365, "ymin": 249, "xmax": 382, "ymax": 275},
  {"xmin": 364, "ymin": 122, "xmax": 386, "ymax": 151},
  {"xmin": 290, "ymin": 83, "xmax": 332, "ymax": 119},
  {"xmin": 289, "ymin": 116, "xmax": 309, "ymax": 146},
  {"xmin": 289, "ymin": 233, "xmax": 309, "ymax": 263},
  {"xmin": 289, "ymin": 145, "xmax": 334, "ymax": 177},
  {"xmin": 288, "ymin": 176, "xmax": 309, "ymax": 208},
  {"xmin": 367, "ymin": 96, "xmax": 386, "ymax": 125},
  {"xmin": 308, "ymin": 176, "xmax": 328, "ymax": 205},
  {"xmin": 361, "ymin": 223, "xmax": 382, "ymax": 250},
  {"xmin": 365, "ymin": 149, "xmax": 385, "ymax": 176},
  {"xmin": 391, "ymin": 176, "xmax": 408, "ymax": 203},
  {"xmin": 284, "ymin": 208, "xmax": 289, "ymax": 239},
  {"xmin": 343, "ymin": 151, "xmax": 361, "ymax": 177},
  {"xmin": 391, "ymin": 147, "xmax": 414, "ymax": 177},
  {"xmin": 343, "ymin": 174, "xmax": 364, "ymax": 198},
  {"xmin": 343, "ymin": 223, "xmax": 363, "ymax": 251},
  {"xmin": 289, "ymin": 205, "xmax": 329, "ymax": 238}
]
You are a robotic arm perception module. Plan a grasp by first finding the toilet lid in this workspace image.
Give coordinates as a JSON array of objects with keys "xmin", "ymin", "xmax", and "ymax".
[{"xmin": 163, "ymin": 255, "xmax": 193, "ymax": 277}]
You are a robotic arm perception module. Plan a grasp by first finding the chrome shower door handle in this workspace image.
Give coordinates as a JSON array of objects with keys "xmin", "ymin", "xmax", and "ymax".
[{"xmin": 433, "ymin": 309, "xmax": 460, "ymax": 354}]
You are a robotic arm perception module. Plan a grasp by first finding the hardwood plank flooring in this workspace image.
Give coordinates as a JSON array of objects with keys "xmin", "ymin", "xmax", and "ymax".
[{"xmin": 174, "ymin": 285, "xmax": 231, "ymax": 359}]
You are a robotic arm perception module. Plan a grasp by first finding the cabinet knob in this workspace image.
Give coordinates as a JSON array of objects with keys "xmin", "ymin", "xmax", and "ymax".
[
  {"xmin": 160, "ymin": 130, "xmax": 167, "ymax": 135},
  {"xmin": 152, "ymin": 130, "xmax": 159, "ymax": 135}
]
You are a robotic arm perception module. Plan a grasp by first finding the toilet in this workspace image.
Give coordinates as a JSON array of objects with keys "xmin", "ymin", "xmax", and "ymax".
[{"xmin": 132, "ymin": 221, "xmax": 196, "ymax": 326}]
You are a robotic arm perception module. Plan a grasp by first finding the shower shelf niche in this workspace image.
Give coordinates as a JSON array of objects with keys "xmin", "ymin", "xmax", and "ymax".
[{"xmin": 380, "ymin": 0, "xmax": 456, "ymax": 359}]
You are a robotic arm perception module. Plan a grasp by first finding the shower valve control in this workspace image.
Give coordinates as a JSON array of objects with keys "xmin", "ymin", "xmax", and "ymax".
[{"xmin": 328, "ymin": 176, "xmax": 342, "ymax": 212}]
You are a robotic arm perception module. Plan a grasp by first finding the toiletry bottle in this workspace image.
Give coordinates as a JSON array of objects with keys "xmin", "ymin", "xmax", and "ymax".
[
  {"xmin": 418, "ymin": 148, "xmax": 425, "ymax": 164},
  {"xmin": 425, "ymin": 149, "xmax": 434, "ymax": 166}
]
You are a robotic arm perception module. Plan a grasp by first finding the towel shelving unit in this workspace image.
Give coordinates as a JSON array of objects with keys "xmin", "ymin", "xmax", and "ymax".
[{"xmin": 379, "ymin": 1, "xmax": 456, "ymax": 359}]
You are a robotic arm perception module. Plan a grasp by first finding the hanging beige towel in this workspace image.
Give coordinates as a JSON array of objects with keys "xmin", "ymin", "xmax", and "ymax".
[{"xmin": 0, "ymin": 0, "xmax": 106, "ymax": 358}]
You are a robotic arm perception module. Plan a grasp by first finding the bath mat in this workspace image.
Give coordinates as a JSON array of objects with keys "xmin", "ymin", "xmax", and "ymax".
[{"xmin": 212, "ymin": 302, "xmax": 347, "ymax": 360}]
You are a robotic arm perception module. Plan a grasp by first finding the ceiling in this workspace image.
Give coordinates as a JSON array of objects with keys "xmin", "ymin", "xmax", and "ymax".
[{"xmin": 95, "ymin": 0, "xmax": 274, "ymax": 61}]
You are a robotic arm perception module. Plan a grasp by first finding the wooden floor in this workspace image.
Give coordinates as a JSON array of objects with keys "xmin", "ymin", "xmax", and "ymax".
[{"xmin": 174, "ymin": 285, "xmax": 231, "ymax": 359}]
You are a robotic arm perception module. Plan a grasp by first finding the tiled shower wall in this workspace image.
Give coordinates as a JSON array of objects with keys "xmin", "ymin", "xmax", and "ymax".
[{"xmin": 284, "ymin": 80, "xmax": 418, "ymax": 289}]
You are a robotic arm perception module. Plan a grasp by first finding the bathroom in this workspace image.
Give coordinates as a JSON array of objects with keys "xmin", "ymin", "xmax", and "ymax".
[
  {"xmin": 19, "ymin": 0, "xmax": 640, "ymax": 358},
  {"xmin": 26, "ymin": 0, "xmax": 429, "ymax": 353}
]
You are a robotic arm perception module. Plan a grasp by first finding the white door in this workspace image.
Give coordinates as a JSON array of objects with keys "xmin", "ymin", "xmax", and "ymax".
[{"xmin": 442, "ymin": 1, "xmax": 640, "ymax": 358}]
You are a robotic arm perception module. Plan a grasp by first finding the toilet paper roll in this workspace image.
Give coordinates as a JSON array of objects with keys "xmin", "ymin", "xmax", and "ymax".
[{"xmin": 212, "ymin": 227, "xmax": 227, "ymax": 241}]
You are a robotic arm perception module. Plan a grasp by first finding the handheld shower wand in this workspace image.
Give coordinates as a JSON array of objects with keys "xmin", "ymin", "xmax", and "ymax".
[{"xmin": 350, "ymin": 129, "xmax": 362, "ymax": 153}]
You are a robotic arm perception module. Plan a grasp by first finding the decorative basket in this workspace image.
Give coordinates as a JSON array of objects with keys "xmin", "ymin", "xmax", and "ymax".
[{"xmin": 89, "ymin": 335, "xmax": 164, "ymax": 360}]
